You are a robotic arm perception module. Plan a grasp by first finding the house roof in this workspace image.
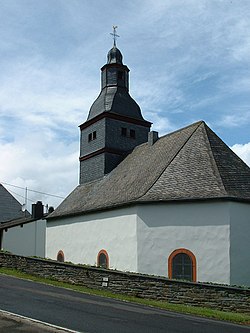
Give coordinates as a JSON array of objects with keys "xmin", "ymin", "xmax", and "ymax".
[
  {"xmin": 48, "ymin": 121, "xmax": 250, "ymax": 220},
  {"xmin": 0, "ymin": 214, "xmax": 47, "ymax": 231},
  {"xmin": 0, "ymin": 216, "xmax": 34, "ymax": 231},
  {"xmin": 0, "ymin": 184, "xmax": 27, "ymax": 222}
]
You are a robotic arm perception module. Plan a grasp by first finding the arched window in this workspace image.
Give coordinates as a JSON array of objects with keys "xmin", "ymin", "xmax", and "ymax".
[
  {"xmin": 97, "ymin": 249, "xmax": 109, "ymax": 269},
  {"xmin": 168, "ymin": 248, "xmax": 196, "ymax": 282},
  {"xmin": 57, "ymin": 250, "xmax": 65, "ymax": 263}
]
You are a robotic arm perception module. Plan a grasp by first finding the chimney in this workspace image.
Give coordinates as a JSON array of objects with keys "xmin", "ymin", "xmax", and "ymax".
[
  {"xmin": 148, "ymin": 131, "xmax": 159, "ymax": 146},
  {"xmin": 32, "ymin": 201, "xmax": 44, "ymax": 219},
  {"xmin": 48, "ymin": 206, "xmax": 54, "ymax": 214}
]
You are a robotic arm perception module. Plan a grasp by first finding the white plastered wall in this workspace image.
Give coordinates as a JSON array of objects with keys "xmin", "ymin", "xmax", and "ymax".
[
  {"xmin": 46, "ymin": 206, "xmax": 138, "ymax": 272},
  {"xmin": 136, "ymin": 202, "xmax": 231, "ymax": 284},
  {"xmin": 2, "ymin": 219, "xmax": 46, "ymax": 257},
  {"xmin": 230, "ymin": 201, "xmax": 250, "ymax": 286},
  {"xmin": 46, "ymin": 201, "xmax": 246, "ymax": 285}
]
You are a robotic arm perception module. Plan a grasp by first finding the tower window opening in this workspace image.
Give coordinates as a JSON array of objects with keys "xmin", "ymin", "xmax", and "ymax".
[
  {"xmin": 121, "ymin": 127, "xmax": 127, "ymax": 137},
  {"xmin": 130, "ymin": 129, "xmax": 136, "ymax": 139},
  {"xmin": 88, "ymin": 131, "xmax": 97, "ymax": 142},
  {"xmin": 118, "ymin": 71, "xmax": 124, "ymax": 80}
]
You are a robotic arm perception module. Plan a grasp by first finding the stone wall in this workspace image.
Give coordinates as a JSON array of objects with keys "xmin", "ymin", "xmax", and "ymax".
[{"xmin": 0, "ymin": 252, "xmax": 249, "ymax": 314}]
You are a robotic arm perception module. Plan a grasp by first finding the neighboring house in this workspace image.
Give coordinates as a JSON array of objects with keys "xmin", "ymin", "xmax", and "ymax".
[
  {"xmin": 0, "ymin": 183, "xmax": 27, "ymax": 222},
  {"xmin": 46, "ymin": 42, "xmax": 250, "ymax": 286},
  {"xmin": 0, "ymin": 201, "xmax": 46, "ymax": 258}
]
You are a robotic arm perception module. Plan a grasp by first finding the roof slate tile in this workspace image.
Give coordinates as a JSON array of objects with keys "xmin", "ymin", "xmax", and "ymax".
[{"xmin": 48, "ymin": 121, "xmax": 250, "ymax": 220}]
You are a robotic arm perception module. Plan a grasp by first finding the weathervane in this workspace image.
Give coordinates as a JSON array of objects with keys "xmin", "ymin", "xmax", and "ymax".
[{"xmin": 110, "ymin": 25, "xmax": 120, "ymax": 47}]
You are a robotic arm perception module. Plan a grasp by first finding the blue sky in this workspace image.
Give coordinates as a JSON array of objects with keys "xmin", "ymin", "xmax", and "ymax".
[{"xmin": 0, "ymin": 0, "xmax": 250, "ymax": 209}]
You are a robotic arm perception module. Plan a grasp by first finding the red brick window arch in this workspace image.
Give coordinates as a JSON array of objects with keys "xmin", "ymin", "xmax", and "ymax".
[
  {"xmin": 97, "ymin": 249, "xmax": 109, "ymax": 269},
  {"xmin": 168, "ymin": 248, "xmax": 197, "ymax": 282},
  {"xmin": 57, "ymin": 250, "xmax": 65, "ymax": 263}
]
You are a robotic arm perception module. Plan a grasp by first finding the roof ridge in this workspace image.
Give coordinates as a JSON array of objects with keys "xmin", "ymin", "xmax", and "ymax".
[
  {"xmin": 159, "ymin": 120, "xmax": 204, "ymax": 140},
  {"xmin": 202, "ymin": 124, "xmax": 227, "ymax": 195},
  {"xmin": 203, "ymin": 123, "xmax": 250, "ymax": 198},
  {"xmin": 136, "ymin": 121, "xmax": 203, "ymax": 200},
  {"xmin": 104, "ymin": 86, "xmax": 111, "ymax": 111}
]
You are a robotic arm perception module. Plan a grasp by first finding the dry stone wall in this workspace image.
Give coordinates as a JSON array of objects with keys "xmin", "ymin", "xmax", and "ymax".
[{"xmin": 0, "ymin": 252, "xmax": 249, "ymax": 314}]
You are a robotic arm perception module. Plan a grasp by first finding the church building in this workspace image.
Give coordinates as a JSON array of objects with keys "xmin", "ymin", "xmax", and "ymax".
[{"xmin": 46, "ymin": 38, "xmax": 250, "ymax": 286}]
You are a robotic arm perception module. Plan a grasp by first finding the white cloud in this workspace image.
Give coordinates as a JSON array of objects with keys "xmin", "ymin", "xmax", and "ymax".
[
  {"xmin": 0, "ymin": 57, "xmax": 95, "ymax": 125},
  {"xmin": 219, "ymin": 110, "xmax": 250, "ymax": 128},
  {"xmin": 231, "ymin": 142, "xmax": 250, "ymax": 167},
  {"xmin": 0, "ymin": 130, "xmax": 79, "ymax": 211}
]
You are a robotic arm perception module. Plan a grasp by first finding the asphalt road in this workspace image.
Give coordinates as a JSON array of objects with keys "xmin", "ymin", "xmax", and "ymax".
[{"xmin": 0, "ymin": 274, "xmax": 249, "ymax": 333}]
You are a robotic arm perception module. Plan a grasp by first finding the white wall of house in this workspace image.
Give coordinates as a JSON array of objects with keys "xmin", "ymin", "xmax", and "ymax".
[
  {"xmin": 136, "ymin": 202, "xmax": 231, "ymax": 284},
  {"xmin": 2, "ymin": 219, "xmax": 46, "ymax": 257},
  {"xmin": 230, "ymin": 201, "xmax": 250, "ymax": 286},
  {"xmin": 46, "ymin": 206, "xmax": 138, "ymax": 272},
  {"xmin": 46, "ymin": 200, "xmax": 250, "ymax": 286}
]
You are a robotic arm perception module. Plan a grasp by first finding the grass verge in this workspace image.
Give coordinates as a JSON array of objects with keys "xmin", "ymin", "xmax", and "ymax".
[{"xmin": 0, "ymin": 267, "xmax": 249, "ymax": 325}]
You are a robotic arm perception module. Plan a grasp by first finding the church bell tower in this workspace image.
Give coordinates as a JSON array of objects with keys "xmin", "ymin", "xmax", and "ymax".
[{"xmin": 79, "ymin": 28, "xmax": 151, "ymax": 184}]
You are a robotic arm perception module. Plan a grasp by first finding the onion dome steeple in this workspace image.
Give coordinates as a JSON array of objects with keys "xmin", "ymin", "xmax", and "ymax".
[
  {"xmin": 107, "ymin": 27, "xmax": 123, "ymax": 64},
  {"xmin": 79, "ymin": 27, "xmax": 151, "ymax": 184},
  {"xmin": 86, "ymin": 27, "xmax": 148, "ymax": 122},
  {"xmin": 107, "ymin": 46, "xmax": 123, "ymax": 64}
]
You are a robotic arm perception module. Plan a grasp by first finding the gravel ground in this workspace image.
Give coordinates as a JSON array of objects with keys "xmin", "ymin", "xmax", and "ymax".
[{"xmin": 0, "ymin": 311, "xmax": 76, "ymax": 333}]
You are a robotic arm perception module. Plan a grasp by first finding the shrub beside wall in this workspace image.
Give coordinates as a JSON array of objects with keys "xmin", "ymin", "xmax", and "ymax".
[{"xmin": 0, "ymin": 252, "xmax": 249, "ymax": 314}]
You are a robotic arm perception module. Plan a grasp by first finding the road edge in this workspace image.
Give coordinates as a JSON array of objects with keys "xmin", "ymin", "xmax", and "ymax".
[{"xmin": 0, "ymin": 309, "xmax": 83, "ymax": 333}]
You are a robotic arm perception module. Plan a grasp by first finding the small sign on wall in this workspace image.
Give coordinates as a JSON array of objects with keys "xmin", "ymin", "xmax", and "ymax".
[{"xmin": 102, "ymin": 276, "xmax": 109, "ymax": 287}]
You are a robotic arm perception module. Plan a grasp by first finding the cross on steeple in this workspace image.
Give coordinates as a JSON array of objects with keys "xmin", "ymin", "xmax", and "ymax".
[{"xmin": 110, "ymin": 25, "xmax": 120, "ymax": 47}]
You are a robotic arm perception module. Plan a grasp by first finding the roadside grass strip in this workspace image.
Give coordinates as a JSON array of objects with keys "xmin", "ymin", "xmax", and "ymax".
[{"xmin": 0, "ymin": 267, "xmax": 249, "ymax": 325}]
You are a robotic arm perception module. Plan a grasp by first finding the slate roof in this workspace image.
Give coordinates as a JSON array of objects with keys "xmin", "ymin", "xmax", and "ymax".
[
  {"xmin": 48, "ymin": 121, "xmax": 250, "ymax": 220},
  {"xmin": 0, "ymin": 215, "xmax": 42, "ymax": 231},
  {"xmin": 107, "ymin": 46, "xmax": 123, "ymax": 64},
  {"xmin": 0, "ymin": 184, "xmax": 27, "ymax": 222},
  {"xmin": 87, "ymin": 86, "xmax": 145, "ymax": 121},
  {"xmin": 87, "ymin": 45, "xmax": 148, "ymax": 122}
]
